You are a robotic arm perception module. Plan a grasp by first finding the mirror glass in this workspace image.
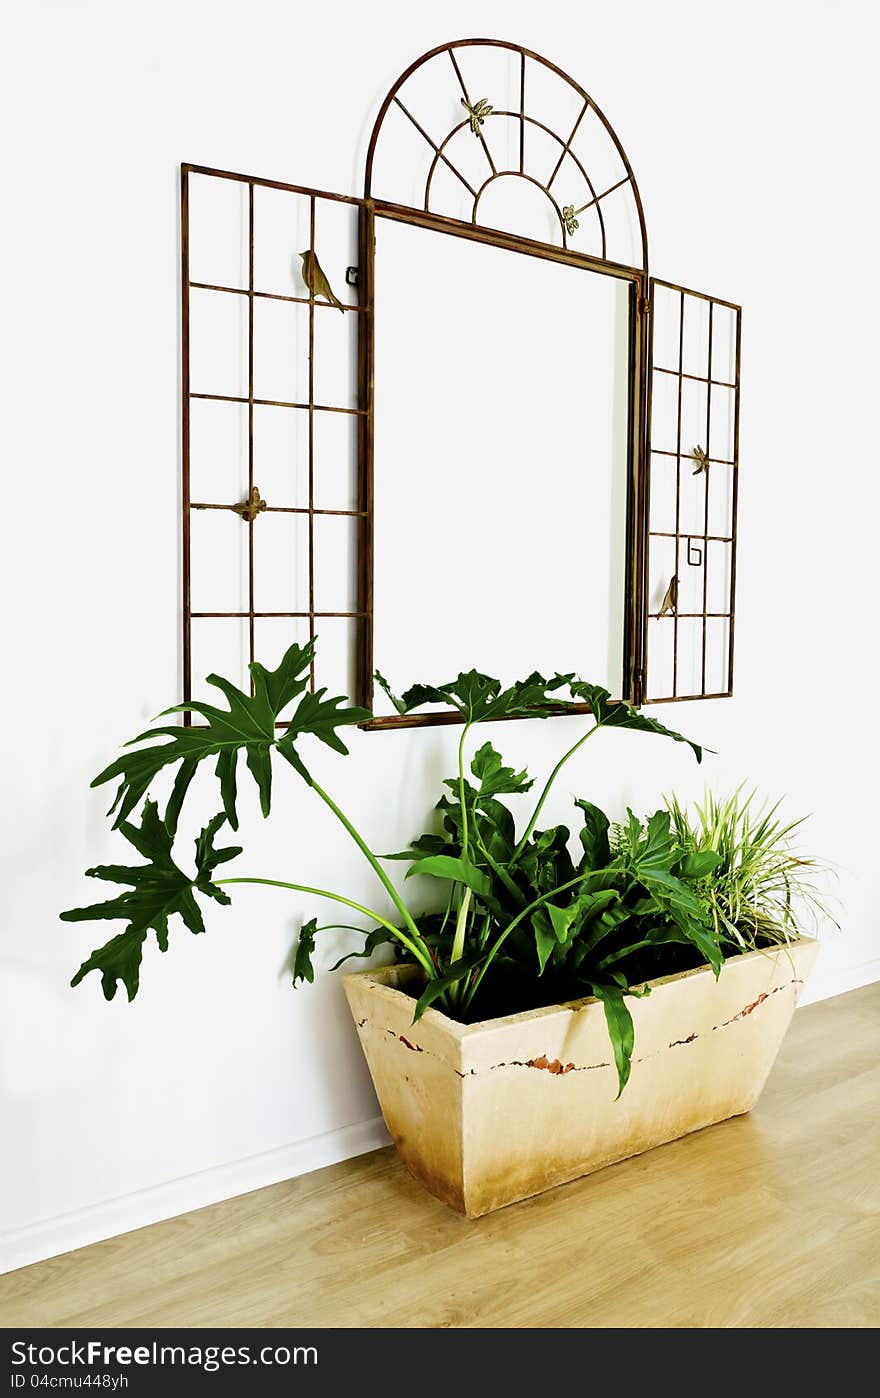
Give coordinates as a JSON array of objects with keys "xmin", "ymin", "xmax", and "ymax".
[{"xmin": 371, "ymin": 215, "xmax": 633, "ymax": 715}]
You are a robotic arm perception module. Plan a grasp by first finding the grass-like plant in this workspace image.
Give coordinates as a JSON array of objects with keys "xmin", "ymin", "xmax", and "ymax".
[
  {"xmin": 665, "ymin": 787, "xmax": 836, "ymax": 952},
  {"xmin": 61, "ymin": 640, "xmax": 827, "ymax": 1095}
]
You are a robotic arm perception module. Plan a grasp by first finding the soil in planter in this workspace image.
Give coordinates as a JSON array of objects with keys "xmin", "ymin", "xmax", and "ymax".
[
  {"xmin": 395, "ymin": 940, "xmax": 715, "ymax": 1023},
  {"xmin": 392, "ymin": 931, "xmax": 793, "ymax": 1022}
]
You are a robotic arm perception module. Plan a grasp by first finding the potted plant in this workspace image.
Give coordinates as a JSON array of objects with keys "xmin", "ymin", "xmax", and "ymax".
[{"xmin": 62, "ymin": 641, "xmax": 826, "ymax": 1216}]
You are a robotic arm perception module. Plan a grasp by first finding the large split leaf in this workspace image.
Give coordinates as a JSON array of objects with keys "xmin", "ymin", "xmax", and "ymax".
[
  {"xmin": 93, "ymin": 641, "xmax": 369, "ymax": 830},
  {"xmin": 61, "ymin": 800, "xmax": 241, "ymax": 1001},
  {"xmin": 468, "ymin": 741, "xmax": 533, "ymax": 799},
  {"xmin": 380, "ymin": 669, "xmax": 575, "ymax": 724},
  {"xmin": 566, "ymin": 679, "xmax": 705, "ymax": 763}
]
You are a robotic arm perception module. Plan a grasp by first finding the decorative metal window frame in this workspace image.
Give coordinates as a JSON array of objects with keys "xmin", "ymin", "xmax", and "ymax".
[{"xmin": 179, "ymin": 38, "xmax": 740, "ymax": 727}]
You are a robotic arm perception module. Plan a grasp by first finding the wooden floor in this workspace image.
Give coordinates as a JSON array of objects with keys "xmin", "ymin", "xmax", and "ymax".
[{"xmin": 2, "ymin": 983, "xmax": 878, "ymax": 1329}]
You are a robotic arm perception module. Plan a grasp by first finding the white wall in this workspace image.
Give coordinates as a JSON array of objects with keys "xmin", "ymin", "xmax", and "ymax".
[{"xmin": 1, "ymin": 0, "xmax": 878, "ymax": 1276}]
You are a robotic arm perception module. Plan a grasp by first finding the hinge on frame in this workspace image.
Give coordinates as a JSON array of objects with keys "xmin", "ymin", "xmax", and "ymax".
[
  {"xmin": 639, "ymin": 295, "xmax": 651, "ymax": 316},
  {"xmin": 630, "ymin": 659, "xmax": 646, "ymax": 706}
]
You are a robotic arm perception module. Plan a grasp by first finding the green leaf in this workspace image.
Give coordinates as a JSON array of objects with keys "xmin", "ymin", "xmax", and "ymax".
[
  {"xmin": 412, "ymin": 953, "xmax": 483, "ymax": 1021},
  {"xmin": 547, "ymin": 902, "xmax": 576, "ymax": 943},
  {"xmin": 658, "ymin": 918, "xmax": 724, "ymax": 976},
  {"xmin": 92, "ymin": 641, "xmax": 369, "ymax": 830},
  {"xmin": 374, "ymin": 670, "xmax": 407, "ymax": 715},
  {"xmin": 679, "ymin": 849, "xmax": 723, "ymax": 880},
  {"xmin": 574, "ymin": 798, "xmax": 611, "ymax": 868},
  {"xmin": 532, "ymin": 908, "xmax": 556, "ymax": 974},
  {"xmin": 328, "ymin": 925, "xmax": 391, "ymax": 972},
  {"xmin": 381, "ymin": 833, "xmax": 451, "ymax": 862},
  {"xmin": 65, "ymin": 929, "xmax": 147, "ymax": 1004},
  {"xmin": 567, "ymin": 679, "xmax": 705, "ymax": 763},
  {"xmin": 587, "ymin": 981, "xmax": 635, "ymax": 1098},
  {"xmin": 293, "ymin": 918, "xmax": 318, "ymax": 986},
  {"xmin": 61, "ymin": 800, "xmax": 241, "ymax": 1000},
  {"xmin": 398, "ymin": 670, "xmax": 575, "ymax": 724},
  {"xmin": 469, "ymin": 742, "xmax": 533, "ymax": 799},
  {"xmin": 405, "ymin": 854, "xmax": 491, "ymax": 898}
]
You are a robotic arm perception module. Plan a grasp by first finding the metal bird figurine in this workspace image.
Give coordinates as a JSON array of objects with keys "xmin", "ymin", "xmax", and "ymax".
[
  {"xmin": 691, "ymin": 444, "xmax": 710, "ymax": 475},
  {"xmin": 658, "ymin": 574, "xmax": 678, "ymax": 618},
  {"xmin": 299, "ymin": 250, "xmax": 345, "ymax": 312}
]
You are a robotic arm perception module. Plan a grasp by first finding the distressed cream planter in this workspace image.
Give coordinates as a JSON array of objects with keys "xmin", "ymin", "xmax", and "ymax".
[{"xmin": 344, "ymin": 937, "xmax": 817, "ymax": 1217}]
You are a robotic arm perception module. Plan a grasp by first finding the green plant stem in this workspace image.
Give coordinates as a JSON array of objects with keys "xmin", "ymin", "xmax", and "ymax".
[
  {"xmin": 308, "ymin": 776, "xmax": 430, "ymax": 961},
  {"xmin": 511, "ymin": 722, "xmax": 601, "ymax": 862},
  {"xmin": 463, "ymin": 868, "xmax": 602, "ymax": 1010},
  {"xmin": 458, "ymin": 723, "xmax": 470, "ymax": 859},
  {"xmin": 450, "ymin": 887, "xmax": 471, "ymax": 963},
  {"xmin": 215, "ymin": 877, "xmax": 434, "ymax": 975}
]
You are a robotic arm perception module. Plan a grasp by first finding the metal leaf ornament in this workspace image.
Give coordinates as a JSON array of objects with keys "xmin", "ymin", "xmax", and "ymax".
[
  {"xmin": 461, "ymin": 96, "xmax": 492, "ymax": 135},
  {"xmin": 691, "ymin": 445, "xmax": 710, "ymax": 476},
  {"xmin": 232, "ymin": 485, "xmax": 267, "ymax": 523},
  {"xmin": 562, "ymin": 206, "xmax": 580, "ymax": 236}
]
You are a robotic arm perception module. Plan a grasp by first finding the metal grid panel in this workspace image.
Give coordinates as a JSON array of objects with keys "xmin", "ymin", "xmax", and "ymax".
[
  {"xmin": 181, "ymin": 164, "xmax": 369, "ymax": 716},
  {"xmin": 643, "ymin": 278, "xmax": 741, "ymax": 703},
  {"xmin": 364, "ymin": 38, "xmax": 648, "ymax": 270}
]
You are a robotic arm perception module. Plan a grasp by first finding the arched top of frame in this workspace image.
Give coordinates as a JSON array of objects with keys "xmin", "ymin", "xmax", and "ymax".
[{"xmin": 365, "ymin": 39, "xmax": 648, "ymax": 270}]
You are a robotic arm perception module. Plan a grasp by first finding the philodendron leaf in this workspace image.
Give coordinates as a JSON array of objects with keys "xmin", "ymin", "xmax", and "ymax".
[
  {"xmin": 381, "ymin": 833, "xmax": 451, "ymax": 863},
  {"xmin": 566, "ymin": 679, "xmax": 705, "ymax": 763},
  {"xmin": 292, "ymin": 918, "xmax": 318, "ymax": 986},
  {"xmin": 587, "ymin": 981, "xmax": 635, "ymax": 1099},
  {"xmin": 374, "ymin": 670, "xmax": 407, "ymax": 715},
  {"xmin": 61, "ymin": 801, "xmax": 241, "ymax": 1001},
  {"xmin": 328, "ymin": 925, "xmax": 391, "ymax": 972},
  {"xmin": 470, "ymin": 741, "xmax": 533, "ymax": 799},
  {"xmin": 92, "ymin": 641, "xmax": 370, "ymax": 830},
  {"xmin": 395, "ymin": 670, "xmax": 574, "ymax": 724},
  {"xmin": 405, "ymin": 854, "xmax": 491, "ymax": 898}
]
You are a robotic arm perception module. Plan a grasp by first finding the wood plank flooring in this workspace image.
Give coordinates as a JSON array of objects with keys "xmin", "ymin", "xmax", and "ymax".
[{"xmin": 1, "ymin": 982, "xmax": 878, "ymax": 1328}]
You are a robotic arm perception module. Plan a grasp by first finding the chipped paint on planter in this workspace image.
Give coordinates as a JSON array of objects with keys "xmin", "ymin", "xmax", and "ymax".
[{"xmin": 344, "ymin": 938, "xmax": 818, "ymax": 1217}]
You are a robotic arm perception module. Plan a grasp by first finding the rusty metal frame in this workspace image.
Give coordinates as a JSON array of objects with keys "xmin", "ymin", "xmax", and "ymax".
[
  {"xmin": 179, "ymin": 39, "xmax": 740, "ymax": 727},
  {"xmin": 642, "ymin": 278, "xmax": 741, "ymax": 703},
  {"xmin": 358, "ymin": 202, "xmax": 648, "ymax": 728},
  {"xmin": 181, "ymin": 162, "xmax": 371, "ymax": 720},
  {"xmin": 358, "ymin": 37, "xmax": 650, "ymax": 728},
  {"xmin": 364, "ymin": 37, "xmax": 648, "ymax": 268}
]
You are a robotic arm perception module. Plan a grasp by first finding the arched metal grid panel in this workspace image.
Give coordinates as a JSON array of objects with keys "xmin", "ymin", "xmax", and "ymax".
[{"xmin": 365, "ymin": 39, "xmax": 648, "ymax": 270}]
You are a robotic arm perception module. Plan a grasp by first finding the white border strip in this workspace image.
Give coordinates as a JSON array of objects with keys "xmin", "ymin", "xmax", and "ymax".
[
  {"xmin": 798, "ymin": 957, "xmax": 880, "ymax": 1006},
  {"xmin": 0, "ymin": 1115, "xmax": 389, "ymax": 1277}
]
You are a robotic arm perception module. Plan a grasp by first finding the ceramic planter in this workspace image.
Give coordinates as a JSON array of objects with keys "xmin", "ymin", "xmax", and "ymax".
[{"xmin": 344, "ymin": 938, "xmax": 818, "ymax": 1217}]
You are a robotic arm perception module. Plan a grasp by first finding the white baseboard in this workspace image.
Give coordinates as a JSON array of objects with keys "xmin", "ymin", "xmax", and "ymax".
[
  {"xmin": 0, "ymin": 1115, "xmax": 390, "ymax": 1277},
  {"xmin": 798, "ymin": 956, "xmax": 880, "ymax": 1006}
]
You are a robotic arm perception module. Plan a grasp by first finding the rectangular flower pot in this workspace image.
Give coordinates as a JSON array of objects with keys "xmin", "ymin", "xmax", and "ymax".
[{"xmin": 344, "ymin": 937, "xmax": 818, "ymax": 1217}]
